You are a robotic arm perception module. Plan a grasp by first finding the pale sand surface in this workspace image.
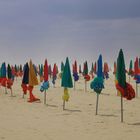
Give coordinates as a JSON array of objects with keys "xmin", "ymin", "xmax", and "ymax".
[{"xmin": 0, "ymin": 75, "xmax": 140, "ymax": 140}]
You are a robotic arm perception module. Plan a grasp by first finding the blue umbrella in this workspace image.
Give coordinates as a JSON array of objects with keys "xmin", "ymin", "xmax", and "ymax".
[
  {"xmin": 1, "ymin": 62, "xmax": 7, "ymax": 78},
  {"xmin": 97, "ymin": 54, "xmax": 103, "ymax": 78},
  {"xmin": 90, "ymin": 54, "xmax": 104, "ymax": 115}
]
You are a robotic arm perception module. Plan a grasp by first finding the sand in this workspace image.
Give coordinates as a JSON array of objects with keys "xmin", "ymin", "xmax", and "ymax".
[{"xmin": 0, "ymin": 75, "xmax": 140, "ymax": 140}]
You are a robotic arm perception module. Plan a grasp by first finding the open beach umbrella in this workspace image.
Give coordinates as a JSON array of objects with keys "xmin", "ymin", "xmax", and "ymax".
[
  {"xmin": 61, "ymin": 57, "xmax": 73, "ymax": 110},
  {"xmin": 90, "ymin": 54, "xmax": 104, "ymax": 115},
  {"xmin": 116, "ymin": 49, "xmax": 135, "ymax": 122}
]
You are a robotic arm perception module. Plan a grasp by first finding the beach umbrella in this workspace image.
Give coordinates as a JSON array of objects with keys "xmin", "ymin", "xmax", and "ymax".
[
  {"xmin": 52, "ymin": 63, "xmax": 57, "ymax": 87},
  {"xmin": 61, "ymin": 57, "xmax": 73, "ymax": 110},
  {"xmin": 73, "ymin": 60, "xmax": 79, "ymax": 90},
  {"xmin": 21, "ymin": 63, "xmax": 29, "ymax": 98},
  {"xmin": 1, "ymin": 62, "xmax": 7, "ymax": 94},
  {"xmin": 90, "ymin": 63, "xmax": 94, "ymax": 79},
  {"xmin": 83, "ymin": 61, "xmax": 90, "ymax": 92},
  {"xmin": 90, "ymin": 54, "xmax": 104, "ymax": 115},
  {"xmin": 113, "ymin": 62, "xmax": 117, "ymax": 75},
  {"xmin": 19, "ymin": 64, "xmax": 23, "ymax": 77},
  {"xmin": 40, "ymin": 59, "xmax": 49, "ymax": 104},
  {"xmin": 128, "ymin": 60, "xmax": 133, "ymax": 83},
  {"xmin": 93, "ymin": 62, "xmax": 97, "ymax": 74},
  {"xmin": 39, "ymin": 64, "xmax": 44, "ymax": 82},
  {"xmin": 103, "ymin": 62, "xmax": 109, "ymax": 79},
  {"xmin": 28, "ymin": 60, "xmax": 40, "ymax": 102},
  {"xmin": 79, "ymin": 64, "xmax": 82, "ymax": 74},
  {"xmin": 48, "ymin": 65, "xmax": 52, "ymax": 79},
  {"xmin": 134, "ymin": 57, "xmax": 140, "ymax": 97},
  {"xmin": 116, "ymin": 49, "xmax": 135, "ymax": 122},
  {"xmin": 7, "ymin": 64, "xmax": 14, "ymax": 96},
  {"xmin": 60, "ymin": 62, "xmax": 64, "ymax": 78}
]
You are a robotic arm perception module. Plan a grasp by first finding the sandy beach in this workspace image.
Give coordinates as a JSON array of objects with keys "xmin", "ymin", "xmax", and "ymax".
[{"xmin": 0, "ymin": 74, "xmax": 140, "ymax": 140}]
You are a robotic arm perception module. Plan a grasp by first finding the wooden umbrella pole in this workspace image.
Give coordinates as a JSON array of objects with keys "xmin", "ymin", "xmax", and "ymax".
[
  {"xmin": 63, "ymin": 100, "xmax": 65, "ymax": 110},
  {"xmin": 44, "ymin": 90, "xmax": 47, "ymax": 105},
  {"xmin": 10, "ymin": 88, "xmax": 13, "ymax": 97},
  {"xmin": 136, "ymin": 83, "xmax": 138, "ymax": 97},
  {"xmin": 121, "ymin": 95, "xmax": 123, "ymax": 123},
  {"xmin": 85, "ymin": 80, "xmax": 87, "ymax": 92},
  {"xmin": 74, "ymin": 80, "xmax": 75, "ymax": 90},
  {"xmin": 22, "ymin": 93, "xmax": 24, "ymax": 98},
  {"xmin": 5, "ymin": 87, "xmax": 7, "ymax": 94},
  {"xmin": 95, "ymin": 94, "xmax": 99, "ymax": 115}
]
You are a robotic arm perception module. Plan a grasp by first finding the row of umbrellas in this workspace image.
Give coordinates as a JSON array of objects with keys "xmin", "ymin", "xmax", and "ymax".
[{"xmin": 0, "ymin": 49, "xmax": 140, "ymax": 123}]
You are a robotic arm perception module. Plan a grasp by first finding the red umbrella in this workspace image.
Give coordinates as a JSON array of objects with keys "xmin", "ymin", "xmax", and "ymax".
[{"xmin": 44, "ymin": 59, "xmax": 48, "ymax": 82}]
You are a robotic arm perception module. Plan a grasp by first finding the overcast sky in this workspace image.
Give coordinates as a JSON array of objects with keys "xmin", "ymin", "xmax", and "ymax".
[{"xmin": 0, "ymin": 0, "xmax": 140, "ymax": 68}]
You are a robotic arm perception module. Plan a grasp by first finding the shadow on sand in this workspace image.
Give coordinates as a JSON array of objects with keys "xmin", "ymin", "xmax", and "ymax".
[
  {"xmin": 98, "ymin": 114, "xmax": 118, "ymax": 117},
  {"xmin": 128, "ymin": 122, "xmax": 140, "ymax": 126}
]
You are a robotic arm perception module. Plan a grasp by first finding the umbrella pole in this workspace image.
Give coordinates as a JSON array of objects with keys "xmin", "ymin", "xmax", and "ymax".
[
  {"xmin": 95, "ymin": 94, "xmax": 99, "ymax": 115},
  {"xmin": 22, "ymin": 93, "xmax": 24, "ymax": 98},
  {"xmin": 44, "ymin": 90, "xmax": 47, "ymax": 105},
  {"xmin": 121, "ymin": 95, "xmax": 123, "ymax": 123},
  {"xmin": 10, "ymin": 88, "xmax": 13, "ymax": 97},
  {"xmin": 85, "ymin": 80, "xmax": 87, "ymax": 92},
  {"xmin": 136, "ymin": 83, "xmax": 138, "ymax": 97},
  {"xmin": 63, "ymin": 100, "xmax": 65, "ymax": 110},
  {"xmin": 5, "ymin": 87, "xmax": 8, "ymax": 94},
  {"xmin": 74, "ymin": 80, "xmax": 75, "ymax": 90}
]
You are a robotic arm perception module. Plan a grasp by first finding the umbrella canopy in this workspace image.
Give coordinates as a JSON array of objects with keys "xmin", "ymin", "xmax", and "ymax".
[
  {"xmin": 7, "ymin": 64, "xmax": 12, "ymax": 79},
  {"xmin": 79, "ymin": 64, "xmax": 82, "ymax": 74},
  {"xmin": 61, "ymin": 62, "xmax": 64, "ymax": 73},
  {"xmin": 1, "ymin": 62, "xmax": 7, "ymax": 78},
  {"xmin": 44, "ymin": 59, "xmax": 48, "ymax": 82},
  {"xmin": 117, "ymin": 49, "xmax": 126, "ymax": 89},
  {"xmin": 61, "ymin": 57, "xmax": 73, "ymax": 88},
  {"xmin": 90, "ymin": 62, "xmax": 94, "ymax": 73},
  {"xmin": 97, "ymin": 55, "xmax": 103, "ymax": 78},
  {"xmin": 93, "ymin": 62, "xmax": 97, "ymax": 74},
  {"xmin": 29, "ymin": 60, "xmax": 38, "ymax": 86},
  {"xmin": 73, "ymin": 60, "xmax": 78, "ymax": 74},
  {"xmin": 104, "ymin": 62, "xmax": 109, "ymax": 73},
  {"xmin": 134, "ymin": 57, "xmax": 140, "ymax": 75},
  {"xmin": 53, "ymin": 63, "xmax": 57, "ymax": 77},
  {"xmin": 39, "ymin": 64, "xmax": 43, "ymax": 76},
  {"xmin": 83, "ymin": 61, "xmax": 88, "ymax": 76},
  {"xmin": 22, "ymin": 63, "xmax": 29, "ymax": 84},
  {"xmin": 113, "ymin": 62, "xmax": 117, "ymax": 74},
  {"xmin": 128, "ymin": 60, "xmax": 133, "ymax": 75}
]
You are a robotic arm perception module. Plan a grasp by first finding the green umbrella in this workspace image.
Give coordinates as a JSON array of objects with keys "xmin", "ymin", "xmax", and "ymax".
[
  {"xmin": 128, "ymin": 60, "xmax": 133, "ymax": 83},
  {"xmin": 117, "ymin": 49, "xmax": 126, "ymax": 122},
  {"xmin": 61, "ymin": 57, "xmax": 73, "ymax": 88},
  {"xmin": 7, "ymin": 64, "xmax": 12, "ymax": 79},
  {"xmin": 61, "ymin": 57, "xmax": 73, "ymax": 110}
]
